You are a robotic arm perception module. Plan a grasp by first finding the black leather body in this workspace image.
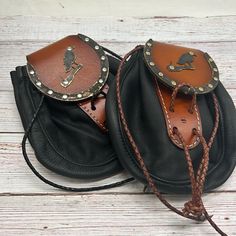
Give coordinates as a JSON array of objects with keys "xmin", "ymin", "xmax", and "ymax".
[
  {"xmin": 106, "ymin": 48, "xmax": 236, "ymax": 193},
  {"xmin": 11, "ymin": 55, "xmax": 123, "ymax": 179}
]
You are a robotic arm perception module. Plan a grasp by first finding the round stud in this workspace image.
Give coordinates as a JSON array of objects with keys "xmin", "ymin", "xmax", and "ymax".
[
  {"xmin": 85, "ymin": 37, "xmax": 89, "ymax": 42},
  {"xmin": 213, "ymin": 77, "xmax": 218, "ymax": 81},
  {"xmin": 102, "ymin": 67, "xmax": 107, "ymax": 72},
  {"xmin": 169, "ymin": 65, "xmax": 175, "ymax": 70},
  {"xmin": 171, "ymin": 80, "xmax": 177, "ymax": 86},
  {"xmin": 63, "ymin": 80, "xmax": 69, "ymax": 85},
  {"xmin": 189, "ymin": 51, "xmax": 194, "ymax": 56},
  {"xmin": 47, "ymin": 90, "xmax": 53, "ymax": 95},
  {"xmin": 29, "ymin": 70, "xmax": 35, "ymax": 75},
  {"xmin": 147, "ymin": 42, "xmax": 152, "ymax": 47},
  {"xmin": 149, "ymin": 62, "xmax": 155, "ymax": 66},
  {"xmin": 145, "ymin": 51, "xmax": 150, "ymax": 55},
  {"xmin": 158, "ymin": 72, "xmax": 163, "ymax": 77},
  {"xmin": 101, "ymin": 56, "xmax": 106, "ymax": 61},
  {"xmin": 99, "ymin": 79, "xmax": 103, "ymax": 83},
  {"xmin": 77, "ymin": 93, "xmax": 82, "ymax": 98},
  {"xmin": 209, "ymin": 58, "xmax": 213, "ymax": 62},
  {"xmin": 198, "ymin": 87, "xmax": 204, "ymax": 92},
  {"xmin": 95, "ymin": 45, "xmax": 99, "ymax": 50},
  {"xmin": 67, "ymin": 46, "xmax": 73, "ymax": 51},
  {"xmin": 213, "ymin": 68, "xmax": 218, "ymax": 72},
  {"xmin": 36, "ymin": 81, "xmax": 41, "ymax": 87},
  {"xmin": 208, "ymin": 84, "xmax": 213, "ymax": 88},
  {"xmin": 62, "ymin": 94, "xmax": 68, "ymax": 99}
]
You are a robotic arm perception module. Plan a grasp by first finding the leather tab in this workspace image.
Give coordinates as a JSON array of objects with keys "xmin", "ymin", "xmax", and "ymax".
[
  {"xmin": 144, "ymin": 40, "xmax": 219, "ymax": 95},
  {"xmin": 78, "ymin": 84, "xmax": 109, "ymax": 132}
]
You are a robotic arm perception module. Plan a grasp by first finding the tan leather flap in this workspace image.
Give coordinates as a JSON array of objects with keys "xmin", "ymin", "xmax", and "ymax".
[
  {"xmin": 144, "ymin": 40, "xmax": 219, "ymax": 95},
  {"xmin": 26, "ymin": 34, "xmax": 109, "ymax": 102}
]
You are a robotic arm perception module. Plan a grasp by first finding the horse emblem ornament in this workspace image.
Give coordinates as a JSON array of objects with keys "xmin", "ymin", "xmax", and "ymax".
[
  {"xmin": 60, "ymin": 46, "xmax": 83, "ymax": 87},
  {"xmin": 167, "ymin": 51, "xmax": 197, "ymax": 72}
]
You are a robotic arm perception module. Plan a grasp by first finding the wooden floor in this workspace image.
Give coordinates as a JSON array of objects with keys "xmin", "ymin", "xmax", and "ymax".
[{"xmin": 0, "ymin": 15, "xmax": 236, "ymax": 236}]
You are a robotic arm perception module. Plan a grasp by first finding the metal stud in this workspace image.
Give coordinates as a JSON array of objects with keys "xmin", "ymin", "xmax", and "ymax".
[
  {"xmin": 147, "ymin": 42, "xmax": 152, "ymax": 47},
  {"xmin": 77, "ymin": 93, "xmax": 82, "ymax": 98},
  {"xmin": 102, "ymin": 67, "xmax": 107, "ymax": 72},
  {"xmin": 198, "ymin": 87, "xmax": 204, "ymax": 92},
  {"xmin": 213, "ymin": 77, "xmax": 218, "ymax": 81},
  {"xmin": 189, "ymin": 51, "xmax": 194, "ymax": 56},
  {"xmin": 67, "ymin": 46, "xmax": 73, "ymax": 51},
  {"xmin": 213, "ymin": 68, "xmax": 218, "ymax": 72},
  {"xmin": 171, "ymin": 80, "xmax": 177, "ymax": 86},
  {"xmin": 62, "ymin": 94, "xmax": 68, "ymax": 99},
  {"xmin": 101, "ymin": 56, "xmax": 106, "ymax": 60},
  {"xmin": 63, "ymin": 80, "xmax": 69, "ymax": 85},
  {"xmin": 209, "ymin": 58, "xmax": 213, "ymax": 62},
  {"xmin": 99, "ymin": 79, "xmax": 103, "ymax": 83},
  {"xmin": 146, "ymin": 51, "xmax": 150, "ymax": 55},
  {"xmin": 85, "ymin": 37, "xmax": 89, "ymax": 42},
  {"xmin": 36, "ymin": 81, "xmax": 41, "ymax": 87},
  {"xmin": 48, "ymin": 90, "xmax": 53, "ymax": 95},
  {"xmin": 208, "ymin": 84, "xmax": 213, "ymax": 88},
  {"xmin": 95, "ymin": 45, "xmax": 99, "ymax": 50},
  {"xmin": 29, "ymin": 70, "xmax": 35, "ymax": 75},
  {"xmin": 149, "ymin": 62, "xmax": 155, "ymax": 66},
  {"xmin": 169, "ymin": 65, "xmax": 175, "ymax": 71},
  {"xmin": 158, "ymin": 72, "xmax": 163, "ymax": 77}
]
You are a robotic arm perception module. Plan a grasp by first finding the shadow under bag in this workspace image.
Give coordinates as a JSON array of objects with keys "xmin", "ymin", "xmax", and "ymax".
[
  {"xmin": 10, "ymin": 34, "xmax": 134, "ymax": 192},
  {"xmin": 106, "ymin": 40, "xmax": 236, "ymax": 235}
]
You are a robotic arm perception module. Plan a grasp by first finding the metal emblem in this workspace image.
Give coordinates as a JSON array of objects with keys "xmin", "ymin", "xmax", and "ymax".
[
  {"xmin": 60, "ymin": 46, "xmax": 83, "ymax": 88},
  {"xmin": 167, "ymin": 51, "xmax": 197, "ymax": 72}
]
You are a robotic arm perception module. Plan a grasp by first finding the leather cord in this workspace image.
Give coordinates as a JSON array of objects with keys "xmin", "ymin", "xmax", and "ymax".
[{"xmin": 115, "ymin": 45, "xmax": 227, "ymax": 235}]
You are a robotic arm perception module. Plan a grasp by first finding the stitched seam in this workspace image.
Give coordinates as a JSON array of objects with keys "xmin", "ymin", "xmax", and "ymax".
[
  {"xmin": 81, "ymin": 105, "xmax": 107, "ymax": 131},
  {"xmin": 156, "ymin": 82, "xmax": 200, "ymax": 148}
]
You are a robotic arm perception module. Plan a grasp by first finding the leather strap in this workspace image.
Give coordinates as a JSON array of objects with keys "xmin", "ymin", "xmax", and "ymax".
[{"xmin": 78, "ymin": 84, "xmax": 109, "ymax": 131}]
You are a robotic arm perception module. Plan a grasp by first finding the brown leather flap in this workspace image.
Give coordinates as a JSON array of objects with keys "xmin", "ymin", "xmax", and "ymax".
[
  {"xmin": 26, "ymin": 34, "xmax": 109, "ymax": 101},
  {"xmin": 144, "ymin": 40, "xmax": 219, "ymax": 94}
]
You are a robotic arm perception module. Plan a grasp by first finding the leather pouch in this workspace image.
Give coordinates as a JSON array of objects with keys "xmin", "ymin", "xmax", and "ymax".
[
  {"xmin": 106, "ymin": 40, "xmax": 236, "ymax": 235},
  {"xmin": 10, "ymin": 34, "xmax": 134, "ymax": 191}
]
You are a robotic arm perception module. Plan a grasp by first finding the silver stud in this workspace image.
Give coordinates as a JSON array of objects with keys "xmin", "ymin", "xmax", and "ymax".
[
  {"xmin": 63, "ymin": 80, "xmax": 69, "ymax": 85},
  {"xmin": 77, "ymin": 93, "xmax": 82, "ymax": 98},
  {"xmin": 29, "ymin": 70, "xmax": 35, "ymax": 75},
  {"xmin": 48, "ymin": 90, "xmax": 53, "ymax": 95},
  {"xmin": 209, "ymin": 58, "xmax": 213, "ymax": 62},
  {"xmin": 199, "ymin": 87, "xmax": 204, "ymax": 92},
  {"xmin": 36, "ymin": 81, "xmax": 41, "ymax": 87},
  {"xmin": 101, "ymin": 56, "xmax": 106, "ymax": 61},
  {"xmin": 67, "ymin": 46, "xmax": 73, "ymax": 51},
  {"xmin": 189, "ymin": 51, "xmax": 194, "ymax": 56},
  {"xmin": 158, "ymin": 72, "xmax": 163, "ymax": 77},
  {"xmin": 62, "ymin": 94, "xmax": 68, "ymax": 99},
  {"xmin": 85, "ymin": 37, "xmax": 89, "ymax": 42},
  {"xmin": 208, "ymin": 84, "xmax": 213, "ymax": 88},
  {"xmin": 95, "ymin": 45, "xmax": 99, "ymax": 50},
  {"xmin": 171, "ymin": 80, "xmax": 177, "ymax": 86},
  {"xmin": 146, "ymin": 51, "xmax": 150, "ymax": 55},
  {"xmin": 147, "ymin": 42, "xmax": 152, "ymax": 47},
  {"xmin": 99, "ymin": 79, "xmax": 103, "ymax": 83},
  {"xmin": 150, "ymin": 62, "xmax": 155, "ymax": 66},
  {"xmin": 213, "ymin": 77, "xmax": 218, "ymax": 81},
  {"xmin": 213, "ymin": 68, "xmax": 218, "ymax": 72},
  {"xmin": 102, "ymin": 67, "xmax": 107, "ymax": 72},
  {"xmin": 169, "ymin": 65, "xmax": 175, "ymax": 70}
]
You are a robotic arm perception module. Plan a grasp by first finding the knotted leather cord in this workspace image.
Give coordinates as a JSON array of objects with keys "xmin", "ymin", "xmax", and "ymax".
[
  {"xmin": 21, "ymin": 47, "xmax": 135, "ymax": 192},
  {"xmin": 115, "ymin": 46, "xmax": 227, "ymax": 235}
]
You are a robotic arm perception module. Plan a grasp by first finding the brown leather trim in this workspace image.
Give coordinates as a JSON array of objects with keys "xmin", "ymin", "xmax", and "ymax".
[
  {"xmin": 155, "ymin": 81, "xmax": 201, "ymax": 149},
  {"xmin": 78, "ymin": 84, "xmax": 109, "ymax": 132}
]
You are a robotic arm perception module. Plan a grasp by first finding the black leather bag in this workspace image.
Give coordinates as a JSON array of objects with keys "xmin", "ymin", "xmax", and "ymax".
[
  {"xmin": 10, "ymin": 34, "xmax": 134, "ymax": 192},
  {"xmin": 106, "ymin": 41, "xmax": 236, "ymax": 235}
]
